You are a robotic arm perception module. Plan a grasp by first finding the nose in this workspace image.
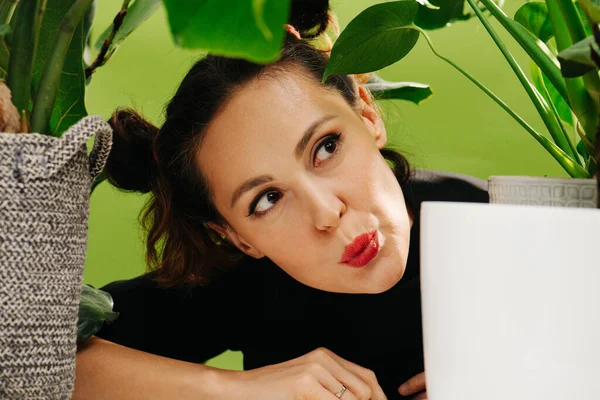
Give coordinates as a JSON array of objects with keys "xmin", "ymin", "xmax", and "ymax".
[{"xmin": 304, "ymin": 181, "xmax": 346, "ymax": 231}]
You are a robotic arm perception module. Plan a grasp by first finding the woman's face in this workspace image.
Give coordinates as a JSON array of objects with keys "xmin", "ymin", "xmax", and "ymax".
[{"xmin": 197, "ymin": 69, "xmax": 412, "ymax": 293}]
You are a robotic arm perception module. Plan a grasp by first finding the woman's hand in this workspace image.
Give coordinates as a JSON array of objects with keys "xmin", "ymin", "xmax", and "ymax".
[
  {"xmin": 224, "ymin": 347, "xmax": 387, "ymax": 400},
  {"xmin": 398, "ymin": 372, "xmax": 426, "ymax": 399}
]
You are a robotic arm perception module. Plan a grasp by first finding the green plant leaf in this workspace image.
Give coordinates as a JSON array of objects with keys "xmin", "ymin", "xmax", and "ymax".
[
  {"xmin": 478, "ymin": 0, "xmax": 571, "ymax": 113},
  {"xmin": 0, "ymin": 23, "xmax": 9, "ymax": 79},
  {"xmin": 365, "ymin": 77, "xmax": 433, "ymax": 104},
  {"xmin": 579, "ymin": 0, "xmax": 600, "ymax": 23},
  {"xmin": 577, "ymin": 136, "xmax": 590, "ymax": 158},
  {"xmin": 531, "ymin": 59, "xmax": 574, "ymax": 126},
  {"xmin": 557, "ymin": 36, "xmax": 598, "ymax": 77},
  {"xmin": 530, "ymin": 61, "xmax": 579, "ymax": 158},
  {"xmin": 542, "ymin": 68, "xmax": 574, "ymax": 126},
  {"xmin": 83, "ymin": 0, "xmax": 95, "ymax": 68},
  {"xmin": 414, "ymin": 0, "xmax": 470, "ymax": 30},
  {"xmin": 0, "ymin": 36, "xmax": 9, "ymax": 80},
  {"xmin": 0, "ymin": 0, "xmax": 17, "ymax": 25},
  {"xmin": 83, "ymin": 0, "xmax": 95, "ymax": 44},
  {"xmin": 0, "ymin": 23, "xmax": 10, "ymax": 36},
  {"xmin": 162, "ymin": 0, "xmax": 290, "ymax": 63},
  {"xmin": 415, "ymin": 0, "xmax": 440, "ymax": 11},
  {"xmin": 252, "ymin": 0, "xmax": 272, "ymax": 40},
  {"xmin": 7, "ymin": 0, "xmax": 42, "ymax": 114},
  {"xmin": 94, "ymin": 0, "xmax": 160, "ymax": 51},
  {"xmin": 514, "ymin": 2, "xmax": 554, "ymax": 43},
  {"xmin": 576, "ymin": 1, "xmax": 594, "ymax": 36},
  {"xmin": 77, "ymin": 284, "xmax": 119, "ymax": 342},
  {"xmin": 31, "ymin": 0, "xmax": 88, "ymax": 136},
  {"xmin": 324, "ymin": 1, "xmax": 420, "ymax": 80}
]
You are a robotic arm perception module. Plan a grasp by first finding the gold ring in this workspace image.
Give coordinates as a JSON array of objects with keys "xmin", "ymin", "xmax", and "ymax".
[{"xmin": 335, "ymin": 384, "xmax": 347, "ymax": 398}]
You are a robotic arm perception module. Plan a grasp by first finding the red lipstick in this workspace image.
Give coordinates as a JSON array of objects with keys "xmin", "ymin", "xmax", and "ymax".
[{"xmin": 339, "ymin": 231, "xmax": 379, "ymax": 268}]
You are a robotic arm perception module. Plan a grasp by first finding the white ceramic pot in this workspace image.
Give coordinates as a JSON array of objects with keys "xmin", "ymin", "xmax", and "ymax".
[
  {"xmin": 489, "ymin": 175, "xmax": 597, "ymax": 208},
  {"xmin": 420, "ymin": 202, "xmax": 600, "ymax": 400}
]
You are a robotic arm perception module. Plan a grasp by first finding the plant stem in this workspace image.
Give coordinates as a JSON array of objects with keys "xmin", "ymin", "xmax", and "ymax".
[
  {"xmin": 30, "ymin": 0, "xmax": 93, "ymax": 135},
  {"xmin": 546, "ymin": 0, "xmax": 600, "ymax": 141},
  {"xmin": 412, "ymin": 26, "xmax": 588, "ymax": 178},
  {"xmin": 6, "ymin": 0, "xmax": 45, "ymax": 115},
  {"xmin": 0, "ymin": 0, "xmax": 18, "ymax": 24},
  {"xmin": 475, "ymin": 0, "xmax": 569, "ymax": 107},
  {"xmin": 465, "ymin": 0, "xmax": 581, "ymax": 162},
  {"xmin": 85, "ymin": 0, "xmax": 131, "ymax": 78},
  {"xmin": 556, "ymin": 0, "xmax": 587, "ymax": 42},
  {"xmin": 531, "ymin": 63, "xmax": 581, "ymax": 165},
  {"xmin": 545, "ymin": 0, "xmax": 572, "ymax": 51},
  {"xmin": 0, "ymin": 37, "xmax": 10, "ymax": 78}
]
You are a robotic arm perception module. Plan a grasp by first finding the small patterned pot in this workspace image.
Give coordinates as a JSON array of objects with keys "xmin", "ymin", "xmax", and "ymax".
[{"xmin": 488, "ymin": 176, "xmax": 598, "ymax": 208}]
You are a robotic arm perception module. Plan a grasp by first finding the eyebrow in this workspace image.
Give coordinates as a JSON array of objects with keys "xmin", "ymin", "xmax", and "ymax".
[
  {"xmin": 294, "ymin": 114, "xmax": 337, "ymax": 160},
  {"xmin": 230, "ymin": 175, "xmax": 274, "ymax": 209}
]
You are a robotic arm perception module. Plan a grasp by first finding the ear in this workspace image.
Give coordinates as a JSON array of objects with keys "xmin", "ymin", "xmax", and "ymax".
[
  {"xmin": 207, "ymin": 222, "xmax": 265, "ymax": 259},
  {"xmin": 357, "ymin": 85, "xmax": 387, "ymax": 150}
]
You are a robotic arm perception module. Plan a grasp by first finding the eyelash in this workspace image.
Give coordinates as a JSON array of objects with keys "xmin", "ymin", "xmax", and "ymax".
[{"xmin": 246, "ymin": 133, "xmax": 343, "ymax": 218}]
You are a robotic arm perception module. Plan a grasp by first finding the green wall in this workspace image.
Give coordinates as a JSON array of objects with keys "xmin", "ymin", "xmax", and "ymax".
[{"xmin": 83, "ymin": 0, "xmax": 566, "ymax": 369}]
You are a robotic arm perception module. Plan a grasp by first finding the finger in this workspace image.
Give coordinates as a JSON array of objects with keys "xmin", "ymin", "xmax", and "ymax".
[
  {"xmin": 306, "ymin": 363, "xmax": 359, "ymax": 400},
  {"xmin": 412, "ymin": 391, "xmax": 427, "ymax": 400},
  {"xmin": 318, "ymin": 348, "xmax": 388, "ymax": 400},
  {"xmin": 304, "ymin": 381, "xmax": 350, "ymax": 400},
  {"xmin": 309, "ymin": 349, "xmax": 375, "ymax": 400},
  {"xmin": 398, "ymin": 372, "xmax": 426, "ymax": 396}
]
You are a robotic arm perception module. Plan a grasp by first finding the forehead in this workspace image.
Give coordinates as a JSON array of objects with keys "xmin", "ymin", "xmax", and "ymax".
[
  {"xmin": 210, "ymin": 70, "xmax": 338, "ymax": 139},
  {"xmin": 196, "ymin": 71, "xmax": 352, "ymax": 203}
]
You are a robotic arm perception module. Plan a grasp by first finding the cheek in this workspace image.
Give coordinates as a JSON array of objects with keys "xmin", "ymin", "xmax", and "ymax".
[
  {"xmin": 341, "ymin": 145, "xmax": 396, "ymax": 202},
  {"xmin": 235, "ymin": 212, "xmax": 313, "ymax": 260}
]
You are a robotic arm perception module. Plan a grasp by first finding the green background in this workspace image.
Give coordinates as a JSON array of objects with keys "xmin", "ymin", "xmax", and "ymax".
[{"xmin": 83, "ymin": 0, "xmax": 566, "ymax": 369}]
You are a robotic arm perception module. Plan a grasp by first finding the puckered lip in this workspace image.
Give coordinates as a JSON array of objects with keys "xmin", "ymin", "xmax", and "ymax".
[{"xmin": 339, "ymin": 230, "xmax": 377, "ymax": 264}]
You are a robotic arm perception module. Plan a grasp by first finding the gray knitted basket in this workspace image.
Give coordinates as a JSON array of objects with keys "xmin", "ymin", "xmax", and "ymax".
[{"xmin": 0, "ymin": 115, "xmax": 112, "ymax": 399}]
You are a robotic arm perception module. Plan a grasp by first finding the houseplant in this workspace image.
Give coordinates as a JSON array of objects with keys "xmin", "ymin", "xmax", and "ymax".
[
  {"xmin": 1, "ymin": 0, "xmax": 447, "ymax": 395},
  {"xmin": 0, "ymin": 0, "xmax": 302, "ymax": 397},
  {"xmin": 323, "ymin": 2, "xmax": 600, "ymax": 398},
  {"xmin": 323, "ymin": 0, "xmax": 600, "ymax": 207}
]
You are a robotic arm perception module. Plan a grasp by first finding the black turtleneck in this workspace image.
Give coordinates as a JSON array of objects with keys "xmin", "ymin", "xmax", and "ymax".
[{"xmin": 97, "ymin": 169, "xmax": 488, "ymax": 399}]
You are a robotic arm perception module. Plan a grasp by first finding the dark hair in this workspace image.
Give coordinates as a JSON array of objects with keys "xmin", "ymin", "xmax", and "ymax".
[{"xmin": 105, "ymin": 2, "xmax": 411, "ymax": 287}]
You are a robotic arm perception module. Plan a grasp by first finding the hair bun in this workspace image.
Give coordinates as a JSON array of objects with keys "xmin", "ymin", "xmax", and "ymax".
[
  {"xmin": 105, "ymin": 108, "xmax": 159, "ymax": 194},
  {"xmin": 289, "ymin": 0, "xmax": 330, "ymax": 38}
]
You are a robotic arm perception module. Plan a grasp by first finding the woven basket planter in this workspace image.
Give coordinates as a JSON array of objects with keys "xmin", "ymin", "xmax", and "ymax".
[{"xmin": 0, "ymin": 116, "xmax": 112, "ymax": 399}]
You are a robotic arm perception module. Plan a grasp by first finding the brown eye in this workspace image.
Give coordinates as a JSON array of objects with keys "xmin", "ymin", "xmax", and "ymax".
[
  {"xmin": 314, "ymin": 134, "xmax": 341, "ymax": 166},
  {"xmin": 249, "ymin": 190, "xmax": 281, "ymax": 216},
  {"xmin": 324, "ymin": 140, "xmax": 337, "ymax": 153}
]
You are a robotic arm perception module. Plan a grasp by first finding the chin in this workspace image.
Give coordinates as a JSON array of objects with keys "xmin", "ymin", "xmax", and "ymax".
[{"xmin": 366, "ymin": 259, "xmax": 406, "ymax": 294}]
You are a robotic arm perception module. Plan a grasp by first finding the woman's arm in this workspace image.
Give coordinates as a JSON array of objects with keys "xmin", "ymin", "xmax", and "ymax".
[
  {"xmin": 73, "ymin": 336, "xmax": 226, "ymax": 400},
  {"xmin": 74, "ymin": 337, "xmax": 388, "ymax": 400}
]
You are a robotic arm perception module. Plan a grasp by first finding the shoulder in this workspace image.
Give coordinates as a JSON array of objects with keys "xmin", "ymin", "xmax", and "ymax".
[
  {"xmin": 403, "ymin": 169, "xmax": 489, "ymax": 207},
  {"xmin": 99, "ymin": 265, "xmax": 254, "ymax": 310}
]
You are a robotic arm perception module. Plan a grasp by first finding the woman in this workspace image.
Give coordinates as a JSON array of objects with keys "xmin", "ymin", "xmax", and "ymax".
[{"xmin": 74, "ymin": 3, "xmax": 488, "ymax": 399}]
